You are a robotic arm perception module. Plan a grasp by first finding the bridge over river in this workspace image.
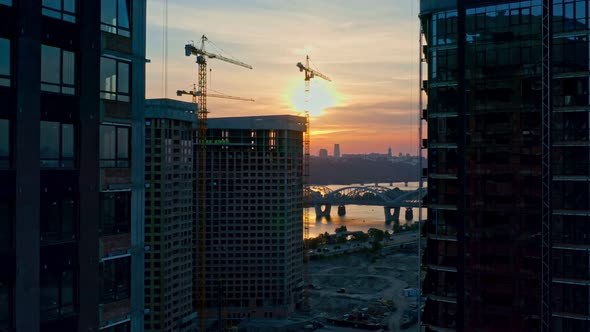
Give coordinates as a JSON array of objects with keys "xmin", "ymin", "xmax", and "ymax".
[{"xmin": 305, "ymin": 185, "xmax": 426, "ymax": 222}]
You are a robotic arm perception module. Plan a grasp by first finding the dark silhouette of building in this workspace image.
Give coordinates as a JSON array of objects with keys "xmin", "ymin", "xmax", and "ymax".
[
  {"xmin": 201, "ymin": 115, "xmax": 305, "ymax": 323},
  {"xmin": 420, "ymin": 0, "xmax": 589, "ymax": 331},
  {"xmin": 144, "ymin": 99, "xmax": 197, "ymax": 331},
  {"xmin": 0, "ymin": 1, "xmax": 146, "ymax": 331}
]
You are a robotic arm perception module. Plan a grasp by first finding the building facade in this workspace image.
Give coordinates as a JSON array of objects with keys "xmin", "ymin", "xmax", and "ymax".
[
  {"xmin": 0, "ymin": 1, "xmax": 146, "ymax": 331},
  {"xmin": 420, "ymin": 0, "xmax": 589, "ymax": 331},
  {"xmin": 200, "ymin": 115, "xmax": 305, "ymax": 324},
  {"xmin": 144, "ymin": 99, "xmax": 196, "ymax": 331}
]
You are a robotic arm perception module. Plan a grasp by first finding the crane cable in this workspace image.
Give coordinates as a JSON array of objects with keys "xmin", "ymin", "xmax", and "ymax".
[{"xmin": 161, "ymin": 0, "xmax": 168, "ymax": 97}]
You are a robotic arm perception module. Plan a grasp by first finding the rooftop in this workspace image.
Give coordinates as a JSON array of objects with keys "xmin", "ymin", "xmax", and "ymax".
[{"xmin": 208, "ymin": 115, "xmax": 306, "ymax": 132}]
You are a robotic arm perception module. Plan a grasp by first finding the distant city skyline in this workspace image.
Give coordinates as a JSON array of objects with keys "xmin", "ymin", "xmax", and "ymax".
[
  {"xmin": 146, "ymin": 0, "xmax": 420, "ymax": 155},
  {"xmin": 316, "ymin": 146, "xmax": 416, "ymax": 157}
]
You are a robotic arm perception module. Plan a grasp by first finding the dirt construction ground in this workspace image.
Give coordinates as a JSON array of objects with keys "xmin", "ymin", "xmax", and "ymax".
[{"xmin": 306, "ymin": 243, "xmax": 421, "ymax": 332}]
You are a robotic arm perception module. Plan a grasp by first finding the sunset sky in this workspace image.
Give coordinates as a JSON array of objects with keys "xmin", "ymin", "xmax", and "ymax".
[{"xmin": 145, "ymin": 0, "xmax": 421, "ymax": 155}]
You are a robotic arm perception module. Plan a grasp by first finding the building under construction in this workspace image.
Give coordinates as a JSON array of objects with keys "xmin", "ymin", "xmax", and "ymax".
[
  {"xmin": 199, "ymin": 115, "xmax": 305, "ymax": 324},
  {"xmin": 420, "ymin": 0, "xmax": 590, "ymax": 331},
  {"xmin": 144, "ymin": 99, "xmax": 197, "ymax": 332}
]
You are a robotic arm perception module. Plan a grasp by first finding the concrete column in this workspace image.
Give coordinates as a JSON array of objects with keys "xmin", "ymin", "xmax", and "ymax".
[
  {"xmin": 78, "ymin": 1, "xmax": 101, "ymax": 330},
  {"xmin": 337, "ymin": 205, "xmax": 346, "ymax": 216},
  {"xmin": 405, "ymin": 207, "xmax": 414, "ymax": 220},
  {"xmin": 314, "ymin": 204, "xmax": 331, "ymax": 217},
  {"xmin": 130, "ymin": 0, "xmax": 147, "ymax": 330},
  {"xmin": 384, "ymin": 207, "xmax": 400, "ymax": 222},
  {"xmin": 15, "ymin": 1, "xmax": 41, "ymax": 331}
]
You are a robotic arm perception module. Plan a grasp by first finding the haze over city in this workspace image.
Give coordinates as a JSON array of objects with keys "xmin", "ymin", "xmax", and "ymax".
[{"xmin": 145, "ymin": 0, "xmax": 420, "ymax": 156}]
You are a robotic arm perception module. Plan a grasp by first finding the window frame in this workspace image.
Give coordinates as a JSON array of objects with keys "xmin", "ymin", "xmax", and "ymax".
[
  {"xmin": 42, "ymin": 0, "xmax": 77, "ymax": 23},
  {"xmin": 41, "ymin": 44, "xmax": 76, "ymax": 95},
  {"xmin": 99, "ymin": 191, "xmax": 131, "ymax": 235},
  {"xmin": 40, "ymin": 121, "xmax": 76, "ymax": 169},
  {"xmin": 101, "ymin": 0, "xmax": 132, "ymax": 37},
  {"xmin": 100, "ymin": 124, "xmax": 131, "ymax": 168},
  {"xmin": 0, "ymin": 37, "xmax": 10, "ymax": 87},
  {"xmin": 100, "ymin": 257, "xmax": 131, "ymax": 303},
  {"xmin": 100, "ymin": 56, "xmax": 131, "ymax": 102}
]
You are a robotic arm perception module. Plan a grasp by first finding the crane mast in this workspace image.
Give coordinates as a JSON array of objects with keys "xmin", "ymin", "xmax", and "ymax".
[
  {"xmin": 296, "ymin": 55, "xmax": 331, "ymax": 311},
  {"xmin": 183, "ymin": 35, "xmax": 252, "ymax": 332}
]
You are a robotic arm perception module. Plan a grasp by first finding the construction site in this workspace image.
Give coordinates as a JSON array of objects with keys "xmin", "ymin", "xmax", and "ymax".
[{"xmin": 305, "ymin": 233, "xmax": 422, "ymax": 332}]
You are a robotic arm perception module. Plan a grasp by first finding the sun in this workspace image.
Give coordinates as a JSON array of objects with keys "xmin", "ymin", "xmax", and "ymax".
[{"xmin": 287, "ymin": 79, "xmax": 341, "ymax": 116}]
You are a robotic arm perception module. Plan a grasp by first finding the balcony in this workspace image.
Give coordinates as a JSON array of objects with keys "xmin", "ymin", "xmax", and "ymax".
[
  {"xmin": 99, "ymin": 299, "xmax": 131, "ymax": 330},
  {"xmin": 101, "ymin": 168, "xmax": 131, "ymax": 191},
  {"xmin": 99, "ymin": 233, "xmax": 131, "ymax": 259}
]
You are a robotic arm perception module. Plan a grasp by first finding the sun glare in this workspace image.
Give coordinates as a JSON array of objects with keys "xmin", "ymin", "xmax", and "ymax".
[{"xmin": 286, "ymin": 79, "xmax": 342, "ymax": 117}]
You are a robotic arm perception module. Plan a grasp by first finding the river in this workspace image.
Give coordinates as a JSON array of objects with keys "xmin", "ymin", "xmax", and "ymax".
[{"xmin": 306, "ymin": 182, "xmax": 427, "ymax": 238}]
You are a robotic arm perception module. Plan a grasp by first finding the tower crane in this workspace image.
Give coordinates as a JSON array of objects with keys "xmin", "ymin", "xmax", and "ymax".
[
  {"xmin": 296, "ymin": 55, "xmax": 331, "ymax": 310},
  {"xmin": 183, "ymin": 35, "xmax": 252, "ymax": 332},
  {"xmin": 177, "ymin": 85, "xmax": 255, "ymax": 102}
]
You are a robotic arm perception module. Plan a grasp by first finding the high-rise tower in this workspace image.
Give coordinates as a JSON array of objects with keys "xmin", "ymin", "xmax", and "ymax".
[
  {"xmin": 200, "ymin": 115, "xmax": 305, "ymax": 324},
  {"xmin": 420, "ymin": 1, "xmax": 590, "ymax": 330},
  {"xmin": 334, "ymin": 143, "xmax": 341, "ymax": 159},
  {"xmin": 144, "ymin": 99, "xmax": 197, "ymax": 331},
  {"xmin": 0, "ymin": 1, "xmax": 146, "ymax": 331}
]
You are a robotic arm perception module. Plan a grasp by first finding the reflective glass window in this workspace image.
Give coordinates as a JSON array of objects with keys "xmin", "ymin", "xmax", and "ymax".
[
  {"xmin": 101, "ymin": 0, "xmax": 131, "ymax": 37},
  {"xmin": 433, "ymin": 10, "xmax": 457, "ymax": 46},
  {"xmin": 100, "ymin": 57, "xmax": 130, "ymax": 102},
  {"xmin": 555, "ymin": 0, "xmax": 588, "ymax": 32},
  {"xmin": 100, "ymin": 257, "xmax": 131, "ymax": 303},
  {"xmin": 100, "ymin": 125, "xmax": 116, "ymax": 163},
  {"xmin": 117, "ymin": 62, "xmax": 129, "ymax": 95},
  {"xmin": 554, "ymin": 35, "xmax": 589, "ymax": 75},
  {"xmin": 62, "ymin": 124, "xmax": 74, "ymax": 160},
  {"xmin": 100, "ymin": 124, "xmax": 130, "ymax": 167},
  {"xmin": 100, "ymin": 192, "xmax": 131, "ymax": 235},
  {"xmin": 40, "ymin": 121, "xmax": 76, "ymax": 168},
  {"xmin": 0, "ymin": 38, "xmax": 10, "ymax": 87},
  {"xmin": 42, "ymin": 0, "xmax": 76, "ymax": 23},
  {"xmin": 40, "ymin": 121, "xmax": 60, "ymax": 166},
  {"xmin": 117, "ymin": 127, "xmax": 129, "ymax": 164},
  {"xmin": 41, "ymin": 45, "xmax": 76, "ymax": 95}
]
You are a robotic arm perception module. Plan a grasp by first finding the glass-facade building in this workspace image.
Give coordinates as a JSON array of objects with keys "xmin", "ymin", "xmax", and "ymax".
[
  {"xmin": 0, "ymin": 1, "xmax": 146, "ymax": 331},
  {"xmin": 420, "ymin": 0, "xmax": 590, "ymax": 331}
]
